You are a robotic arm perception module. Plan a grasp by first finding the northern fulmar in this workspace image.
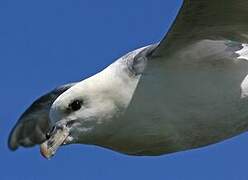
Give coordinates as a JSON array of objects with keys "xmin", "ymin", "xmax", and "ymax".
[{"xmin": 8, "ymin": 0, "xmax": 248, "ymax": 159}]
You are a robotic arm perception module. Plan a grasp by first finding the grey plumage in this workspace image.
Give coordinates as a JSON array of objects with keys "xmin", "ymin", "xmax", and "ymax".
[
  {"xmin": 8, "ymin": 0, "xmax": 248, "ymax": 156},
  {"xmin": 8, "ymin": 83, "xmax": 76, "ymax": 150}
]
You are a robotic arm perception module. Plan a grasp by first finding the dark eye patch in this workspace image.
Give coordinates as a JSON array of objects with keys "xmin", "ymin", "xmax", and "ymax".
[{"xmin": 68, "ymin": 100, "xmax": 83, "ymax": 111}]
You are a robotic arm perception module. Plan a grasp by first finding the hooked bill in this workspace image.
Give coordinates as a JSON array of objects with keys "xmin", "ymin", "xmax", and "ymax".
[{"xmin": 40, "ymin": 128, "xmax": 69, "ymax": 159}]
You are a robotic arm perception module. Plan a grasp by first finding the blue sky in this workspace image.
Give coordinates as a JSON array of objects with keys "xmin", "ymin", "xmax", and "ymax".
[{"xmin": 1, "ymin": 0, "xmax": 248, "ymax": 179}]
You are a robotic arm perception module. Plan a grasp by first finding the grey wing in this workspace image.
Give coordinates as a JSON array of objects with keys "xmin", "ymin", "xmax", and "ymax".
[
  {"xmin": 154, "ymin": 0, "xmax": 248, "ymax": 56},
  {"xmin": 8, "ymin": 83, "xmax": 76, "ymax": 150},
  {"xmin": 122, "ymin": 0, "xmax": 248, "ymax": 154}
]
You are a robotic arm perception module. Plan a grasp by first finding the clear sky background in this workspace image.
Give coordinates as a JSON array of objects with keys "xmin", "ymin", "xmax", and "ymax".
[{"xmin": 1, "ymin": 0, "xmax": 248, "ymax": 179}]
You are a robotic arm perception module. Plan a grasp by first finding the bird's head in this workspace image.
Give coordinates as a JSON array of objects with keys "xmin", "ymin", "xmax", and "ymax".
[{"xmin": 40, "ymin": 62, "xmax": 140, "ymax": 159}]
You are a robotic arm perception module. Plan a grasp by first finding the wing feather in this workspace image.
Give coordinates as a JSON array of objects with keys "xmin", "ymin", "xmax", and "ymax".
[
  {"xmin": 153, "ymin": 0, "xmax": 248, "ymax": 56},
  {"xmin": 8, "ymin": 83, "xmax": 76, "ymax": 150}
]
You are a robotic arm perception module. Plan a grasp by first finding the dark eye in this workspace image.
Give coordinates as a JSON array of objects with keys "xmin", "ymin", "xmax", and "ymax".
[{"xmin": 69, "ymin": 100, "xmax": 82, "ymax": 111}]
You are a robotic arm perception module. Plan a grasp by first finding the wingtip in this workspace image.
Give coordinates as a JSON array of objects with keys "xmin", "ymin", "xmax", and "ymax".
[
  {"xmin": 8, "ymin": 130, "xmax": 19, "ymax": 151},
  {"xmin": 7, "ymin": 121, "xmax": 21, "ymax": 151}
]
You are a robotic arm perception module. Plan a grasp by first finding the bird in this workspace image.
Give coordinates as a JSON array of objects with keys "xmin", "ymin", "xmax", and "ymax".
[{"xmin": 8, "ymin": 0, "xmax": 248, "ymax": 159}]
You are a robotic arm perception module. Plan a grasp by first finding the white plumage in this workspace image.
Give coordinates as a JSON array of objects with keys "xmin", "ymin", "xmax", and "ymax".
[{"xmin": 8, "ymin": 0, "xmax": 248, "ymax": 158}]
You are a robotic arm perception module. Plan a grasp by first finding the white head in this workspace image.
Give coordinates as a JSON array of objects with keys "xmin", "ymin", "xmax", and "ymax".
[
  {"xmin": 40, "ymin": 47, "xmax": 148, "ymax": 158},
  {"xmin": 50, "ymin": 72, "xmax": 133, "ymax": 144}
]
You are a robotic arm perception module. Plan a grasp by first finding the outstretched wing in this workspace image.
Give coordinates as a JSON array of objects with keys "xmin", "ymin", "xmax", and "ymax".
[
  {"xmin": 8, "ymin": 83, "xmax": 76, "ymax": 150},
  {"xmin": 154, "ymin": 0, "xmax": 248, "ymax": 56},
  {"xmin": 122, "ymin": 0, "xmax": 248, "ymax": 155}
]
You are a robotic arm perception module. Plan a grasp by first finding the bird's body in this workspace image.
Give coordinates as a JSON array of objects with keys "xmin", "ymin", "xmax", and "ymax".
[
  {"xmin": 8, "ymin": 0, "xmax": 248, "ymax": 158},
  {"xmin": 80, "ymin": 40, "xmax": 248, "ymax": 156}
]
